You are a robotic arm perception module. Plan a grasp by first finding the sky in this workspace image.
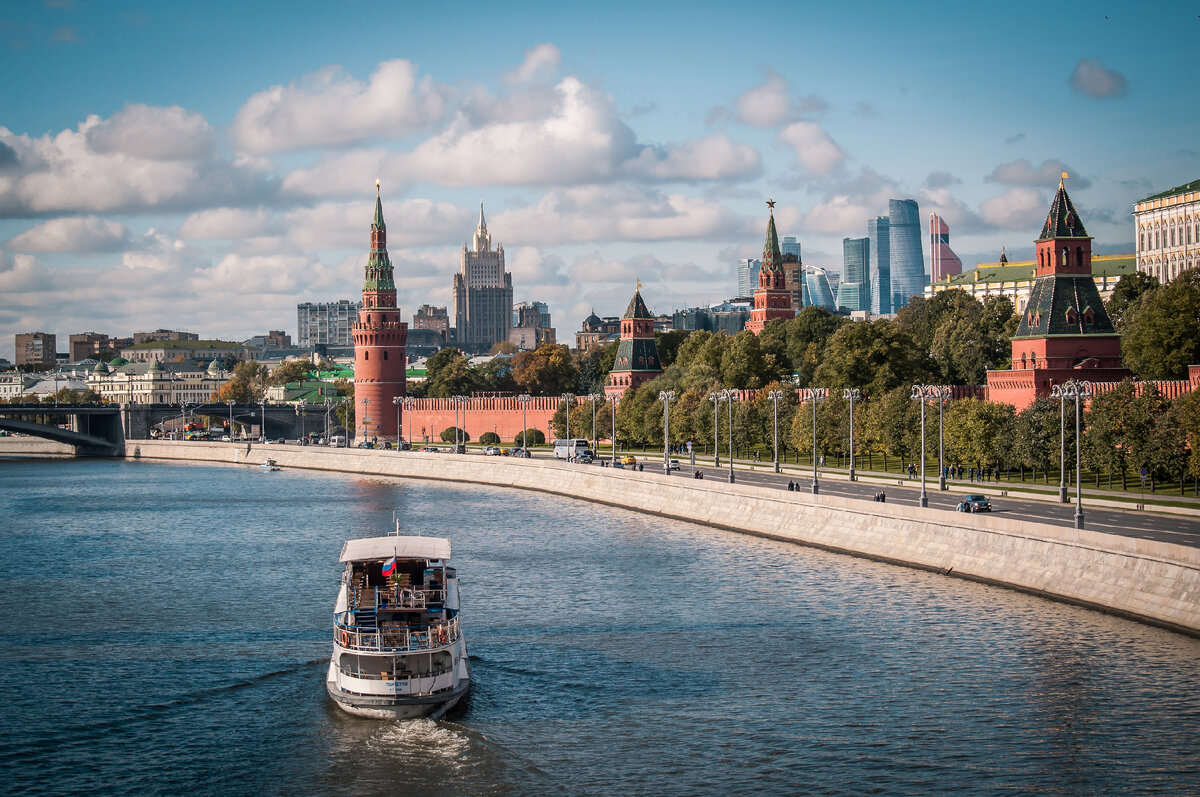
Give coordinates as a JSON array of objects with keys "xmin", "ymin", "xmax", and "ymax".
[{"xmin": 2, "ymin": 0, "xmax": 1197, "ymax": 362}]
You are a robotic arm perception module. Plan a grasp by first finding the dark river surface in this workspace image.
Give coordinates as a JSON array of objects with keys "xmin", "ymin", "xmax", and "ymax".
[{"xmin": 1, "ymin": 458, "xmax": 1198, "ymax": 796}]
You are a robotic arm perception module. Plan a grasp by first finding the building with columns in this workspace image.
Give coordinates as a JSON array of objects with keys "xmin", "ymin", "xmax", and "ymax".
[
  {"xmin": 1134, "ymin": 178, "xmax": 1199, "ymax": 285},
  {"xmin": 746, "ymin": 200, "xmax": 794, "ymax": 334},
  {"xmin": 352, "ymin": 183, "xmax": 408, "ymax": 442},
  {"xmin": 453, "ymin": 204, "xmax": 513, "ymax": 353},
  {"xmin": 605, "ymin": 287, "xmax": 662, "ymax": 398},
  {"xmin": 987, "ymin": 176, "xmax": 1131, "ymax": 410}
]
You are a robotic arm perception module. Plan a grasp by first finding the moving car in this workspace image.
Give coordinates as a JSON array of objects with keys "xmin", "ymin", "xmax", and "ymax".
[
  {"xmin": 962, "ymin": 494, "xmax": 992, "ymax": 512},
  {"xmin": 667, "ymin": 459, "xmax": 681, "ymax": 471},
  {"xmin": 621, "ymin": 455, "xmax": 637, "ymax": 466},
  {"xmin": 484, "ymin": 446, "xmax": 501, "ymax": 456}
]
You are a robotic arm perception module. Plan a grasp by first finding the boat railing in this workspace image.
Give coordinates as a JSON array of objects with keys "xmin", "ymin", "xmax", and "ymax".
[
  {"xmin": 350, "ymin": 584, "xmax": 447, "ymax": 611},
  {"xmin": 334, "ymin": 615, "xmax": 461, "ymax": 653}
]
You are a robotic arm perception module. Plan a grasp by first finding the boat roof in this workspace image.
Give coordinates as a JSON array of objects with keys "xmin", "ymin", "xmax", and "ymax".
[{"xmin": 339, "ymin": 536, "xmax": 451, "ymax": 563}]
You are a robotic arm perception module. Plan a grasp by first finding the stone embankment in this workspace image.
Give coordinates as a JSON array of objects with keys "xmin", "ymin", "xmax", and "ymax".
[
  {"xmin": 0, "ymin": 438, "xmax": 75, "ymax": 456},
  {"xmin": 130, "ymin": 440, "xmax": 1200, "ymax": 636}
]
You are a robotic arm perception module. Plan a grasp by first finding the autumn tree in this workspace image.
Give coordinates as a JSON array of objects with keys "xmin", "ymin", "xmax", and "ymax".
[
  {"xmin": 268, "ymin": 359, "xmax": 316, "ymax": 386},
  {"xmin": 512, "ymin": 343, "xmax": 578, "ymax": 396}
]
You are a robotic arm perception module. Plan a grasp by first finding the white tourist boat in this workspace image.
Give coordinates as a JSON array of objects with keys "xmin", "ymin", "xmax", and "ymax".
[
  {"xmin": 259, "ymin": 459, "xmax": 280, "ymax": 471},
  {"xmin": 326, "ymin": 526, "xmax": 470, "ymax": 719}
]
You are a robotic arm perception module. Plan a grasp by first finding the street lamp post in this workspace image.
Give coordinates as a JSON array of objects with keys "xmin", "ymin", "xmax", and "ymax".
[
  {"xmin": 607, "ymin": 394, "xmax": 619, "ymax": 466},
  {"xmin": 843, "ymin": 388, "xmax": 861, "ymax": 482},
  {"xmin": 359, "ymin": 397, "xmax": 370, "ymax": 445},
  {"xmin": 934, "ymin": 386, "xmax": 950, "ymax": 490},
  {"xmin": 1055, "ymin": 385, "xmax": 1068, "ymax": 503},
  {"xmin": 588, "ymin": 393, "xmax": 603, "ymax": 454},
  {"xmin": 1052, "ymin": 380, "xmax": 1092, "ymax": 529},
  {"xmin": 658, "ymin": 390, "xmax": 676, "ymax": 475},
  {"xmin": 560, "ymin": 393, "xmax": 574, "ymax": 444},
  {"xmin": 802, "ymin": 388, "xmax": 825, "ymax": 494},
  {"xmin": 517, "ymin": 394, "xmax": 531, "ymax": 449},
  {"xmin": 708, "ymin": 392, "xmax": 721, "ymax": 467},
  {"xmin": 392, "ymin": 396, "xmax": 402, "ymax": 445},
  {"xmin": 296, "ymin": 400, "xmax": 305, "ymax": 442},
  {"xmin": 260, "ymin": 400, "xmax": 266, "ymax": 442},
  {"xmin": 226, "ymin": 399, "xmax": 234, "ymax": 439},
  {"xmin": 910, "ymin": 385, "xmax": 929, "ymax": 508},
  {"xmin": 451, "ymin": 395, "xmax": 467, "ymax": 450},
  {"xmin": 403, "ymin": 397, "xmax": 415, "ymax": 446},
  {"xmin": 768, "ymin": 389, "xmax": 784, "ymax": 474},
  {"xmin": 722, "ymin": 388, "xmax": 738, "ymax": 484}
]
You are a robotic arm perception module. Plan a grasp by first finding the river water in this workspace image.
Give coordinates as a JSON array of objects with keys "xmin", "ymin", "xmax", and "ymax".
[{"xmin": 1, "ymin": 458, "xmax": 1199, "ymax": 796}]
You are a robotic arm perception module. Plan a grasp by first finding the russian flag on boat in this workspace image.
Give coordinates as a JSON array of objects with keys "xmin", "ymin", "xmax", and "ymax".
[{"xmin": 381, "ymin": 556, "xmax": 397, "ymax": 577}]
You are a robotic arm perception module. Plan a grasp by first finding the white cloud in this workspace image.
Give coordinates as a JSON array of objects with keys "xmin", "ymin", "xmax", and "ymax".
[
  {"xmin": 735, "ymin": 69, "xmax": 794, "ymax": 128},
  {"xmin": 622, "ymin": 133, "xmax": 761, "ymax": 181},
  {"xmin": 231, "ymin": 59, "xmax": 449, "ymax": 154},
  {"xmin": 1069, "ymin": 58, "xmax": 1127, "ymax": 99},
  {"xmin": 397, "ymin": 76, "xmax": 638, "ymax": 186},
  {"xmin": 178, "ymin": 207, "xmax": 275, "ymax": 240},
  {"xmin": 775, "ymin": 121, "xmax": 845, "ymax": 177},
  {"xmin": 986, "ymin": 158, "xmax": 1089, "ymax": 188},
  {"xmin": 979, "ymin": 187, "xmax": 1047, "ymax": 230},
  {"xmin": 503, "ymin": 43, "xmax": 561, "ymax": 85},
  {"xmin": 0, "ymin": 115, "xmax": 274, "ymax": 217},
  {"xmin": 85, "ymin": 103, "xmax": 215, "ymax": 161},
  {"xmin": 4, "ymin": 216, "xmax": 131, "ymax": 252}
]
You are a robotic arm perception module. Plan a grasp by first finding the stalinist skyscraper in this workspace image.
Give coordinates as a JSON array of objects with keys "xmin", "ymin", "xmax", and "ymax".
[{"xmin": 453, "ymin": 204, "xmax": 513, "ymax": 353}]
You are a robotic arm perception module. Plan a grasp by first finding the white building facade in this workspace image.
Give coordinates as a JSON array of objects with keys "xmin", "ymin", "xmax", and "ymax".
[{"xmin": 1134, "ymin": 179, "xmax": 1199, "ymax": 285}]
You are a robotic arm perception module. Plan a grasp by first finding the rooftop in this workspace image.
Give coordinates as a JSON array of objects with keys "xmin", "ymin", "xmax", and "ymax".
[{"xmin": 1139, "ymin": 178, "xmax": 1200, "ymax": 203}]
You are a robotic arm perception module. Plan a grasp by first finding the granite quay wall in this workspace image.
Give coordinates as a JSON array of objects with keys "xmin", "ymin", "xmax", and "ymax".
[
  {"xmin": 0, "ymin": 438, "xmax": 74, "ymax": 456},
  {"xmin": 129, "ymin": 440, "xmax": 1200, "ymax": 636}
]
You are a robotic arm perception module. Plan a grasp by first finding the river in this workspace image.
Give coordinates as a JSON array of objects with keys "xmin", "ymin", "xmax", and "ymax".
[{"xmin": 2, "ymin": 458, "xmax": 1198, "ymax": 795}]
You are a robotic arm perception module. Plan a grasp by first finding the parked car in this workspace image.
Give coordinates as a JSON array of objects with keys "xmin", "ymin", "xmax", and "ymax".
[
  {"xmin": 667, "ymin": 459, "xmax": 681, "ymax": 471},
  {"xmin": 577, "ymin": 451, "xmax": 594, "ymax": 464},
  {"xmin": 450, "ymin": 445, "xmax": 466, "ymax": 454},
  {"xmin": 621, "ymin": 455, "xmax": 637, "ymax": 466},
  {"xmin": 382, "ymin": 441, "xmax": 393, "ymax": 450},
  {"xmin": 962, "ymin": 494, "xmax": 992, "ymax": 512},
  {"xmin": 484, "ymin": 446, "xmax": 501, "ymax": 456}
]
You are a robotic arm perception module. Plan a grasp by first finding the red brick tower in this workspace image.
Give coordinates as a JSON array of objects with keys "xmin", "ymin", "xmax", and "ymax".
[
  {"xmin": 605, "ymin": 286, "xmax": 662, "ymax": 399},
  {"xmin": 746, "ymin": 199, "xmax": 793, "ymax": 334},
  {"xmin": 986, "ymin": 175, "xmax": 1130, "ymax": 409},
  {"xmin": 353, "ymin": 181, "xmax": 408, "ymax": 442}
]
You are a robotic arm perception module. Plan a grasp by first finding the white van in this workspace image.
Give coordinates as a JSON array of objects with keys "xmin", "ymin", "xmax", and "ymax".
[
  {"xmin": 553, "ymin": 439, "xmax": 592, "ymax": 460},
  {"xmin": 329, "ymin": 434, "xmax": 347, "ymax": 448}
]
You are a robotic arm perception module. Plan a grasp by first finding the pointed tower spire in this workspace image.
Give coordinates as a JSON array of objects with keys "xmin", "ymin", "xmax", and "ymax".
[
  {"xmin": 472, "ymin": 201, "xmax": 492, "ymax": 252},
  {"xmin": 478, "ymin": 201, "xmax": 486, "ymax": 231},
  {"xmin": 373, "ymin": 180, "xmax": 385, "ymax": 229},
  {"xmin": 762, "ymin": 198, "xmax": 782, "ymax": 272}
]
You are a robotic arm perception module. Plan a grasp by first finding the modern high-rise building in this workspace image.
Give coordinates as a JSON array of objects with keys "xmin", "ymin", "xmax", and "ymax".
[
  {"xmin": 803, "ymin": 267, "xmax": 838, "ymax": 312},
  {"xmin": 888, "ymin": 199, "xmax": 925, "ymax": 310},
  {"xmin": 781, "ymin": 236, "xmax": 802, "ymax": 261},
  {"xmin": 781, "ymin": 235, "xmax": 805, "ymax": 310},
  {"xmin": 15, "ymin": 332, "xmax": 56, "ymax": 369},
  {"xmin": 868, "ymin": 216, "xmax": 889, "ymax": 314},
  {"xmin": 836, "ymin": 238, "xmax": 869, "ymax": 312},
  {"xmin": 736, "ymin": 258, "xmax": 761, "ymax": 298},
  {"xmin": 69, "ymin": 332, "xmax": 110, "ymax": 361},
  {"xmin": 929, "ymin": 214, "xmax": 964, "ymax": 283},
  {"xmin": 297, "ymin": 300, "xmax": 361, "ymax": 347},
  {"xmin": 453, "ymin": 204, "xmax": 513, "ymax": 353}
]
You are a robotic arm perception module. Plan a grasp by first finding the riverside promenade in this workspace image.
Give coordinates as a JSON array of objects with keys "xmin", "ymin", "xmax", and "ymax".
[{"xmin": 127, "ymin": 439, "xmax": 1200, "ymax": 637}]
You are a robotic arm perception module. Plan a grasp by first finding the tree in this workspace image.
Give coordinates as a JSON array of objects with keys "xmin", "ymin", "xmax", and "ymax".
[
  {"xmin": 268, "ymin": 359, "xmax": 316, "ymax": 386},
  {"xmin": 1179, "ymin": 390, "xmax": 1200, "ymax": 481},
  {"xmin": 479, "ymin": 431, "xmax": 501, "ymax": 445},
  {"xmin": 784, "ymin": 307, "xmax": 846, "ymax": 385},
  {"xmin": 813, "ymin": 320, "xmax": 932, "ymax": 396},
  {"xmin": 1145, "ymin": 398, "xmax": 1189, "ymax": 491},
  {"xmin": 945, "ymin": 398, "xmax": 1015, "ymax": 471},
  {"xmin": 512, "ymin": 343, "xmax": 578, "ymax": 396},
  {"xmin": 440, "ymin": 427, "xmax": 469, "ymax": 443},
  {"xmin": 861, "ymin": 387, "xmax": 920, "ymax": 472},
  {"xmin": 475, "ymin": 357, "xmax": 517, "ymax": 393},
  {"xmin": 929, "ymin": 295, "xmax": 1015, "ymax": 384},
  {"xmin": 1105, "ymin": 271, "xmax": 1160, "ymax": 330},
  {"xmin": 424, "ymin": 348, "xmax": 477, "ymax": 398},
  {"xmin": 655, "ymin": 330, "xmax": 692, "ymax": 369},
  {"xmin": 1014, "ymin": 397, "xmax": 1061, "ymax": 483},
  {"xmin": 516, "ymin": 428, "xmax": 545, "ymax": 447},
  {"xmin": 488, "ymin": 340, "xmax": 518, "ymax": 356},
  {"xmin": 720, "ymin": 331, "xmax": 767, "ymax": 389},
  {"xmin": 1122, "ymin": 269, "xmax": 1200, "ymax": 379}
]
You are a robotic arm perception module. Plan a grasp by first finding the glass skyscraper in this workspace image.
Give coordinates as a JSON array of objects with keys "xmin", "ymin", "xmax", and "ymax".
[
  {"xmin": 737, "ymin": 258, "xmax": 761, "ymax": 298},
  {"xmin": 867, "ymin": 216, "xmax": 889, "ymax": 315},
  {"xmin": 837, "ymin": 237, "xmax": 869, "ymax": 312},
  {"xmin": 888, "ymin": 199, "xmax": 925, "ymax": 311},
  {"xmin": 804, "ymin": 267, "xmax": 838, "ymax": 312}
]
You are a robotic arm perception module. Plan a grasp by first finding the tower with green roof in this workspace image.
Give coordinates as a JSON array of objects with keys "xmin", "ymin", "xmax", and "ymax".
[
  {"xmin": 987, "ymin": 175, "xmax": 1130, "ymax": 409},
  {"xmin": 352, "ymin": 181, "xmax": 408, "ymax": 442},
  {"xmin": 605, "ymin": 286, "xmax": 662, "ymax": 399},
  {"xmin": 746, "ymin": 199, "xmax": 794, "ymax": 334}
]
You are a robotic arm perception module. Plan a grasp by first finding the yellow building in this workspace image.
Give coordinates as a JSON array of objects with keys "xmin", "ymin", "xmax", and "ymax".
[
  {"xmin": 1134, "ymin": 179, "xmax": 1200, "ymax": 284},
  {"xmin": 924, "ymin": 251, "xmax": 1134, "ymax": 313}
]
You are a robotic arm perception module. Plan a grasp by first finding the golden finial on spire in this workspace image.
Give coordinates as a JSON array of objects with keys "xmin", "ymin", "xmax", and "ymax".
[
  {"xmin": 767, "ymin": 198, "xmax": 776, "ymax": 212},
  {"xmin": 376, "ymin": 178, "xmax": 381, "ymax": 195},
  {"xmin": 636, "ymin": 279, "xmax": 642, "ymax": 291},
  {"xmin": 1059, "ymin": 171, "xmax": 1068, "ymax": 188}
]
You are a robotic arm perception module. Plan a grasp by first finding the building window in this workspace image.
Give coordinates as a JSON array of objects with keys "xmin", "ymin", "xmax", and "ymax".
[
  {"xmin": 364, "ymin": 351, "xmax": 369, "ymax": 361},
  {"xmin": 383, "ymin": 351, "xmax": 389, "ymax": 360}
]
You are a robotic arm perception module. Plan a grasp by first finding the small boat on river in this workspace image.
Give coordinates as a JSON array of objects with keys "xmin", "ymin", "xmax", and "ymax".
[
  {"xmin": 259, "ymin": 459, "xmax": 280, "ymax": 471},
  {"xmin": 326, "ymin": 525, "xmax": 469, "ymax": 719}
]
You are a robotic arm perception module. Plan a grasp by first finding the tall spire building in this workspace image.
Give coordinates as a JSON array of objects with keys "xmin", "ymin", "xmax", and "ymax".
[
  {"xmin": 353, "ymin": 182, "xmax": 408, "ymax": 442},
  {"xmin": 606, "ymin": 287, "xmax": 662, "ymax": 398},
  {"xmin": 746, "ymin": 200, "xmax": 794, "ymax": 334},
  {"xmin": 453, "ymin": 204, "xmax": 513, "ymax": 353}
]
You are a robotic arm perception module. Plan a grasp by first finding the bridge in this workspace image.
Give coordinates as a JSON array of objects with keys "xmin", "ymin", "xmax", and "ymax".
[{"xmin": 0, "ymin": 402, "xmax": 336, "ymax": 457}]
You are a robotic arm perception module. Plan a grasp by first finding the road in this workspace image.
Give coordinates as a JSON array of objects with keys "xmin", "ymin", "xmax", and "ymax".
[{"xmin": 572, "ymin": 454, "xmax": 1200, "ymax": 549}]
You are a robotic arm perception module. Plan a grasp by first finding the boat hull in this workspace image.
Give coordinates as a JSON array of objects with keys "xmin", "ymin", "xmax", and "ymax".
[{"xmin": 326, "ymin": 661, "xmax": 469, "ymax": 720}]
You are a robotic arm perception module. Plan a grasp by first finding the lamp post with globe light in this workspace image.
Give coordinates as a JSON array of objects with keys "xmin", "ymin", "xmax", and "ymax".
[
  {"xmin": 909, "ymin": 385, "xmax": 929, "ymax": 508},
  {"xmin": 843, "ymin": 388, "xmax": 861, "ymax": 482},
  {"xmin": 802, "ymin": 388, "xmax": 825, "ymax": 494},
  {"xmin": 708, "ymin": 391, "xmax": 721, "ymax": 468},
  {"xmin": 1052, "ymin": 380, "xmax": 1092, "ymax": 529},
  {"xmin": 658, "ymin": 390, "xmax": 676, "ymax": 474},
  {"xmin": 721, "ymin": 389, "xmax": 739, "ymax": 483},
  {"xmin": 517, "ymin": 394, "xmax": 531, "ymax": 450},
  {"xmin": 767, "ymin": 389, "xmax": 784, "ymax": 474}
]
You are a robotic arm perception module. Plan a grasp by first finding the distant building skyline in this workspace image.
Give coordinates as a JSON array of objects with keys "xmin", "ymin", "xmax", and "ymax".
[
  {"xmin": 930, "ymin": 213, "xmax": 964, "ymax": 283},
  {"xmin": 453, "ymin": 204, "xmax": 513, "ymax": 354},
  {"xmin": 888, "ymin": 199, "xmax": 925, "ymax": 312},
  {"xmin": 838, "ymin": 237, "xmax": 869, "ymax": 312},
  {"xmin": 868, "ymin": 216, "xmax": 889, "ymax": 315}
]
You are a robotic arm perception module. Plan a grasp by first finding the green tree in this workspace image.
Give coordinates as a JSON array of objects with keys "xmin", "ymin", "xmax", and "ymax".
[
  {"xmin": 479, "ymin": 431, "xmax": 501, "ymax": 445},
  {"xmin": 1122, "ymin": 269, "xmax": 1200, "ymax": 379},
  {"xmin": 1105, "ymin": 271, "xmax": 1160, "ymax": 330},
  {"xmin": 861, "ymin": 387, "xmax": 920, "ymax": 472},
  {"xmin": 1014, "ymin": 397, "xmax": 1060, "ymax": 483},
  {"xmin": 440, "ymin": 427, "xmax": 469, "ymax": 443},
  {"xmin": 423, "ymin": 348, "xmax": 477, "ymax": 398},
  {"xmin": 268, "ymin": 359, "xmax": 316, "ymax": 386},
  {"xmin": 720, "ymin": 331, "xmax": 767, "ymax": 389},
  {"xmin": 655, "ymin": 329, "xmax": 692, "ymax": 369},
  {"xmin": 1146, "ymin": 398, "xmax": 1189, "ymax": 491},
  {"xmin": 945, "ymin": 397, "xmax": 1015, "ymax": 471},
  {"xmin": 1179, "ymin": 390, "xmax": 1200, "ymax": 480},
  {"xmin": 813, "ymin": 320, "xmax": 932, "ymax": 396},
  {"xmin": 785, "ymin": 306, "xmax": 846, "ymax": 385},
  {"xmin": 1083, "ymin": 381, "xmax": 1134, "ymax": 489},
  {"xmin": 929, "ymin": 295, "xmax": 1016, "ymax": 384},
  {"xmin": 513, "ymin": 343, "xmax": 578, "ymax": 396}
]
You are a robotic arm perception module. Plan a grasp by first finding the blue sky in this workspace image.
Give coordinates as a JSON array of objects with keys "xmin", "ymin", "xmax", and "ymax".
[{"xmin": 2, "ymin": 0, "xmax": 1197, "ymax": 361}]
